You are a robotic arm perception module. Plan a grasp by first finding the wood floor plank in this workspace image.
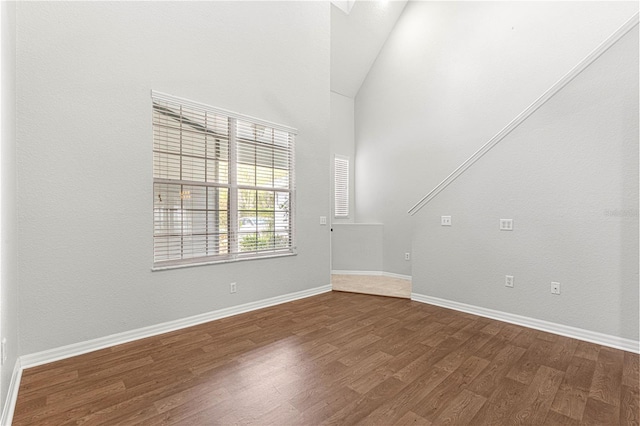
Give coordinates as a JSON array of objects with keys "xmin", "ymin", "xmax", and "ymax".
[
  {"xmin": 18, "ymin": 365, "xmax": 77, "ymax": 387},
  {"xmin": 57, "ymin": 369, "xmax": 198, "ymax": 425},
  {"xmin": 467, "ymin": 343, "xmax": 526, "ymax": 398},
  {"xmin": 507, "ymin": 365, "xmax": 564, "ymax": 424},
  {"xmin": 392, "ymin": 410, "xmax": 432, "ymax": 426},
  {"xmin": 623, "ymin": 351, "xmax": 640, "ymax": 389},
  {"xmin": 544, "ymin": 409, "xmax": 582, "ymax": 425},
  {"xmin": 480, "ymin": 320, "xmax": 505, "ymax": 336},
  {"xmin": 496, "ymin": 323, "xmax": 525, "ymax": 342},
  {"xmin": 298, "ymin": 386, "xmax": 361, "ymax": 424},
  {"xmin": 474, "ymin": 334, "xmax": 509, "ymax": 360},
  {"xmin": 543, "ymin": 336, "xmax": 579, "ymax": 371},
  {"xmin": 419, "ymin": 326, "xmax": 456, "ymax": 348},
  {"xmin": 17, "ymin": 370, "xmax": 79, "ymax": 398},
  {"xmin": 574, "ymin": 340, "xmax": 601, "ymax": 361},
  {"xmin": 153, "ymin": 379, "xmax": 231, "ymax": 414},
  {"xmin": 506, "ymin": 338, "xmax": 554, "ymax": 385},
  {"xmin": 16, "ymin": 381, "xmax": 126, "ymax": 425},
  {"xmin": 433, "ymin": 332, "xmax": 492, "ymax": 373},
  {"xmin": 12, "ymin": 291, "xmax": 636, "ymax": 426},
  {"xmin": 413, "ymin": 356, "xmax": 490, "ymax": 421},
  {"xmin": 510, "ymin": 327, "xmax": 537, "ymax": 349},
  {"xmin": 11, "ymin": 396, "xmax": 46, "ymax": 419},
  {"xmin": 433, "ymin": 389, "xmax": 486, "ymax": 425},
  {"xmin": 393, "ymin": 345, "xmax": 439, "ymax": 383},
  {"xmin": 550, "ymin": 355, "xmax": 596, "ymax": 420},
  {"xmin": 620, "ymin": 385, "xmax": 640, "ymax": 426},
  {"xmin": 588, "ymin": 346, "xmax": 624, "ymax": 407},
  {"xmin": 469, "ymin": 377, "xmax": 528, "ymax": 424},
  {"xmin": 535, "ymin": 330, "xmax": 560, "ymax": 343},
  {"xmin": 322, "ymin": 376, "xmax": 408, "ymax": 425},
  {"xmin": 360, "ymin": 366, "xmax": 453, "ymax": 425},
  {"xmin": 582, "ymin": 397, "xmax": 620, "ymax": 425}
]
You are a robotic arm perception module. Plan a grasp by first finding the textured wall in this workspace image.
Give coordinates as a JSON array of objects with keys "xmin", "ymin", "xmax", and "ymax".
[
  {"xmin": 331, "ymin": 224, "xmax": 383, "ymax": 272},
  {"xmin": 1, "ymin": 0, "xmax": 18, "ymax": 412},
  {"xmin": 330, "ymin": 92, "xmax": 356, "ymax": 224},
  {"xmin": 16, "ymin": 2, "xmax": 330, "ymax": 355},
  {"xmin": 355, "ymin": 1, "xmax": 639, "ymax": 275},
  {"xmin": 412, "ymin": 26, "xmax": 639, "ymax": 340}
]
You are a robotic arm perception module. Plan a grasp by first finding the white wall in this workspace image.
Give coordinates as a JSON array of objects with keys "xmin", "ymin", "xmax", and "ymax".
[
  {"xmin": 330, "ymin": 91, "xmax": 356, "ymax": 224},
  {"xmin": 1, "ymin": 0, "xmax": 18, "ymax": 411},
  {"xmin": 16, "ymin": 1, "xmax": 330, "ymax": 355},
  {"xmin": 355, "ymin": 1, "xmax": 639, "ymax": 276},
  {"xmin": 412, "ymin": 25, "xmax": 639, "ymax": 341},
  {"xmin": 330, "ymin": 0, "xmax": 407, "ymax": 97},
  {"xmin": 331, "ymin": 223, "xmax": 383, "ymax": 272}
]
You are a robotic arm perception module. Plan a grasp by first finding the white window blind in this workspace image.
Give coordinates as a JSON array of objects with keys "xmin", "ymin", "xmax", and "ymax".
[
  {"xmin": 334, "ymin": 155, "xmax": 349, "ymax": 218},
  {"xmin": 152, "ymin": 91, "xmax": 296, "ymax": 267}
]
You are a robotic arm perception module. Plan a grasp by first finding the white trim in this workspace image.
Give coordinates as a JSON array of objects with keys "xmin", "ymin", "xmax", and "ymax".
[
  {"xmin": 1, "ymin": 358, "xmax": 21, "ymax": 426},
  {"xmin": 1, "ymin": 285, "xmax": 331, "ymax": 422},
  {"xmin": 20, "ymin": 284, "xmax": 331, "ymax": 369},
  {"xmin": 152, "ymin": 252, "xmax": 297, "ymax": 272},
  {"xmin": 331, "ymin": 270, "xmax": 412, "ymax": 282},
  {"xmin": 412, "ymin": 293, "xmax": 640, "ymax": 354},
  {"xmin": 408, "ymin": 11, "xmax": 640, "ymax": 216},
  {"xmin": 380, "ymin": 271, "xmax": 412, "ymax": 281}
]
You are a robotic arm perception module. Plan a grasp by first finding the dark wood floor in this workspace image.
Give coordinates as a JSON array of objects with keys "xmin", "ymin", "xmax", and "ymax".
[{"xmin": 13, "ymin": 291, "xmax": 639, "ymax": 425}]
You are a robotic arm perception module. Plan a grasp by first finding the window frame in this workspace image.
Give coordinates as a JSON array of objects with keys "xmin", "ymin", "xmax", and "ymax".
[{"xmin": 151, "ymin": 91, "xmax": 297, "ymax": 270}]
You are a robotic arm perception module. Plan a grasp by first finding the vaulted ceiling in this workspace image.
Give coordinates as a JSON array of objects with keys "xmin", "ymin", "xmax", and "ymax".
[{"xmin": 331, "ymin": 0, "xmax": 408, "ymax": 98}]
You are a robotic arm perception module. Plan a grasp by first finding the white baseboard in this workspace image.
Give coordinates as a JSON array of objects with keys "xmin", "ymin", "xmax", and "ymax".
[
  {"xmin": 1, "ymin": 358, "xmax": 22, "ymax": 426},
  {"xmin": 331, "ymin": 270, "xmax": 412, "ymax": 281},
  {"xmin": 412, "ymin": 293, "xmax": 640, "ymax": 354},
  {"xmin": 20, "ymin": 284, "xmax": 331, "ymax": 370},
  {"xmin": 2, "ymin": 284, "xmax": 331, "ymax": 424}
]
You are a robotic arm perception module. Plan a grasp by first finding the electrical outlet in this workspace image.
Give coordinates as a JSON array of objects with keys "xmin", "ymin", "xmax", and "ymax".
[
  {"xmin": 404, "ymin": 252, "xmax": 411, "ymax": 261},
  {"xmin": 1, "ymin": 338, "xmax": 6, "ymax": 365},
  {"xmin": 320, "ymin": 216, "xmax": 327, "ymax": 225},
  {"xmin": 230, "ymin": 282, "xmax": 237, "ymax": 294},
  {"xmin": 500, "ymin": 219, "xmax": 514, "ymax": 231},
  {"xmin": 505, "ymin": 275, "xmax": 514, "ymax": 288},
  {"xmin": 441, "ymin": 216, "xmax": 452, "ymax": 226},
  {"xmin": 551, "ymin": 282, "xmax": 560, "ymax": 295}
]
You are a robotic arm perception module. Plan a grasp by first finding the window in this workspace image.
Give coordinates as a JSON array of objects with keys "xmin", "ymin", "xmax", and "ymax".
[
  {"xmin": 152, "ymin": 91, "xmax": 296, "ymax": 268},
  {"xmin": 334, "ymin": 155, "xmax": 349, "ymax": 218}
]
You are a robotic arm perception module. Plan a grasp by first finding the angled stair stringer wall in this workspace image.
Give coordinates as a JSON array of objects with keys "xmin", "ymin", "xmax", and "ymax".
[
  {"xmin": 355, "ymin": 2, "xmax": 639, "ymax": 279},
  {"xmin": 410, "ymin": 25, "xmax": 639, "ymax": 349}
]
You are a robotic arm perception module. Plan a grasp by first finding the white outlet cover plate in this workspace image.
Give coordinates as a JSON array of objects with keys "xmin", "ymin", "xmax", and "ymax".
[
  {"xmin": 441, "ymin": 216, "xmax": 452, "ymax": 226},
  {"xmin": 500, "ymin": 219, "xmax": 513, "ymax": 231},
  {"xmin": 505, "ymin": 275, "xmax": 514, "ymax": 287}
]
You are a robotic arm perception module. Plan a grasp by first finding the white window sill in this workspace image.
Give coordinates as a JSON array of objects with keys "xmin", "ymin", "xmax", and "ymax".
[{"xmin": 151, "ymin": 251, "xmax": 297, "ymax": 272}]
